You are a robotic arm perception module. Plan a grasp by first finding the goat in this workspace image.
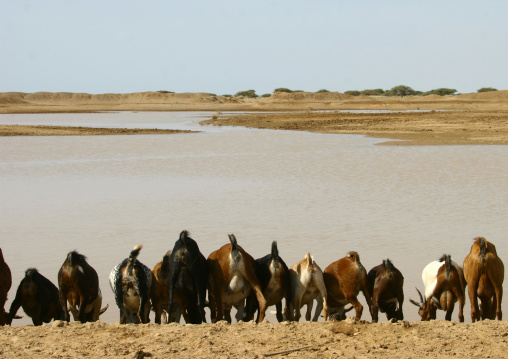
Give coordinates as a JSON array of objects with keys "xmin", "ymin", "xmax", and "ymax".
[
  {"xmin": 244, "ymin": 241, "xmax": 293, "ymax": 322},
  {"xmin": 1, "ymin": 248, "xmax": 19, "ymax": 325},
  {"xmin": 109, "ymin": 245, "xmax": 152, "ymax": 324},
  {"xmin": 168, "ymin": 230, "xmax": 208, "ymax": 324},
  {"xmin": 207, "ymin": 234, "xmax": 267, "ymax": 323},
  {"xmin": 410, "ymin": 254, "xmax": 465, "ymax": 322},
  {"xmin": 286, "ymin": 252, "xmax": 328, "ymax": 322},
  {"xmin": 463, "ymin": 237, "xmax": 504, "ymax": 322},
  {"xmin": 323, "ymin": 251, "xmax": 374, "ymax": 321},
  {"xmin": 58, "ymin": 251, "xmax": 108, "ymax": 323},
  {"xmin": 367, "ymin": 259, "xmax": 404, "ymax": 322},
  {"xmin": 6, "ymin": 268, "xmax": 65, "ymax": 326},
  {"xmin": 151, "ymin": 250, "xmax": 189, "ymax": 324}
]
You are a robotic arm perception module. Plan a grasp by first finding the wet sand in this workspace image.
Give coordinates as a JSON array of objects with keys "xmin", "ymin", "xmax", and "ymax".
[{"xmin": 1, "ymin": 90, "xmax": 507, "ymax": 145}]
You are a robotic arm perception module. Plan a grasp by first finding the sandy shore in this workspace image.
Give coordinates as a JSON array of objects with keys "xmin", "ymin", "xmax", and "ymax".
[
  {"xmin": 0, "ymin": 125, "xmax": 192, "ymax": 136},
  {"xmin": 1, "ymin": 319, "xmax": 506, "ymax": 358},
  {"xmin": 1, "ymin": 90, "xmax": 507, "ymax": 145}
]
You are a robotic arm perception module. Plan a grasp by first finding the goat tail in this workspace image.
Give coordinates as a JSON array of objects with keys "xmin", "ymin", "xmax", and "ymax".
[
  {"xmin": 383, "ymin": 259, "xmax": 393, "ymax": 278},
  {"xmin": 479, "ymin": 237, "xmax": 487, "ymax": 267},
  {"xmin": 349, "ymin": 251, "xmax": 365, "ymax": 273},
  {"xmin": 229, "ymin": 234, "xmax": 241, "ymax": 262},
  {"xmin": 127, "ymin": 245, "xmax": 143, "ymax": 276},
  {"xmin": 179, "ymin": 230, "xmax": 190, "ymax": 246},
  {"xmin": 304, "ymin": 252, "xmax": 314, "ymax": 271},
  {"xmin": 161, "ymin": 250, "xmax": 171, "ymax": 278},
  {"xmin": 440, "ymin": 254, "xmax": 452, "ymax": 281},
  {"xmin": 271, "ymin": 241, "xmax": 279, "ymax": 260}
]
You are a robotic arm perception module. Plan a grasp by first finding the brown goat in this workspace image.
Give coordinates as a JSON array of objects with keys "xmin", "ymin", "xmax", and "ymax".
[
  {"xmin": 207, "ymin": 234, "xmax": 267, "ymax": 323},
  {"xmin": 58, "ymin": 251, "xmax": 108, "ymax": 323},
  {"xmin": 367, "ymin": 259, "xmax": 404, "ymax": 322},
  {"xmin": 410, "ymin": 255, "xmax": 465, "ymax": 322},
  {"xmin": 151, "ymin": 250, "xmax": 189, "ymax": 324},
  {"xmin": 323, "ymin": 251, "xmax": 374, "ymax": 321},
  {"xmin": 463, "ymin": 237, "xmax": 504, "ymax": 322}
]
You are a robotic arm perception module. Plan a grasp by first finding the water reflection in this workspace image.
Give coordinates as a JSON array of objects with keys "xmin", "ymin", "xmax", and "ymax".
[{"xmin": 1, "ymin": 112, "xmax": 507, "ymax": 325}]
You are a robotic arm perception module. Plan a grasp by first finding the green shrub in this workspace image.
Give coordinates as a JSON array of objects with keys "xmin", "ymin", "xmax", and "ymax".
[
  {"xmin": 261, "ymin": 93, "xmax": 271, "ymax": 97},
  {"xmin": 274, "ymin": 88, "xmax": 293, "ymax": 93},
  {"xmin": 360, "ymin": 89, "xmax": 385, "ymax": 96},
  {"xmin": 222, "ymin": 94, "xmax": 232, "ymax": 97},
  {"xmin": 235, "ymin": 90, "xmax": 258, "ymax": 98},
  {"xmin": 424, "ymin": 88, "xmax": 457, "ymax": 96},
  {"xmin": 344, "ymin": 90, "xmax": 361, "ymax": 96},
  {"xmin": 156, "ymin": 90, "xmax": 174, "ymax": 93},
  {"xmin": 316, "ymin": 89, "xmax": 330, "ymax": 93},
  {"xmin": 385, "ymin": 85, "xmax": 416, "ymax": 97},
  {"xmin": 477, "ymin": 87, "xmax": 498, "ymax": 93}
]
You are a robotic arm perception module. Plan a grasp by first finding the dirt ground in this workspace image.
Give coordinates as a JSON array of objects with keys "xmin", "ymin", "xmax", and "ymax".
[
  {"xmin": 1, "ymin": 90, "xmax": 507, "ymax": 145},
  {"xmin": 0, "ymin": 318, "xmax": 506, "ymax": 358}
]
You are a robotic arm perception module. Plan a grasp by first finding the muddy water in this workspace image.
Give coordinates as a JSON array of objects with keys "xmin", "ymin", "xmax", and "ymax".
[{"xmin": 1, "ymin": 112, "xmax": 507, "ymax": 325}]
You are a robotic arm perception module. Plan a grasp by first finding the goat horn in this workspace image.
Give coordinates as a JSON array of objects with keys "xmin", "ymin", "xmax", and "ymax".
[
  {"xmin": 409, "ymin": 299, "xmax": 422, "ymax": 308},
  {"xmin": 415, "ymin": 287, "xmax": 424, "ymax": 303},
  {"xmin": 344, "ymin": 305, "xmax": 354, "ymax": 313},
  {"xmin": 99, "ymin": 304, "xmax": 109, "ymax": 315}
]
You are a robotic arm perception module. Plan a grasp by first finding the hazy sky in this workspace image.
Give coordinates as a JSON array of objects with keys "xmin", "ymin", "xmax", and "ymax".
[{"xmin": 1, "ymin": 1, "xmax": 506, "ymax": 95}]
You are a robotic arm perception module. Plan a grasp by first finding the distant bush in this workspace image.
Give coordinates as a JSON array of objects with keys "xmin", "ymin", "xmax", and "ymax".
[
  {"xmin": 261, "ymin": 93, "xmax": 271, "ymax": 97},
  {"xmin": 235, "ymin": 90, "xmax": 258, "ymax": 98},
  {"xmin": 293, "ymin": 90, "xmax": 304, "ymax": 92},
  {"xmin": 423, "ymin": 88, "xmax": 457, "ymax": 96},
  {"xmin": 274, "ymin": 88, "xmax": 293, "ymax": 93},
  {"xmin": 360, "ymin": 89, "xmax": 385, "ymax": 96},
  {"xmin": 157, "ymin": 90, "xmax": 174, "ymax": 93},
  {"xmin": 477, "ymin": 87, "xmax": 498, "ymax": 93},
  {"xmin": 316, "ymin": 89, "xmax": 330, "ymax": 93},
  {"xmin": 207, "ymin": 93, "xmax": 217, "ymax": 97},
  {"xmin": 344, "ymin": 90, "xmax": 361, "ymax": 96},
  {"xmin": 384, "ymin": 85, "xmax": 416, "ymax": 97},
  {"xmin": 222, "ymin": 94, "xmax": 232, "ymax": 97}
]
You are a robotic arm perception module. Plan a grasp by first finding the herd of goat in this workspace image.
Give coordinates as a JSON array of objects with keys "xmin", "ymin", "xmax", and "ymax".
[{"xmin": 0, "ymin": 233, "xmax": 504, "ymax": 327}]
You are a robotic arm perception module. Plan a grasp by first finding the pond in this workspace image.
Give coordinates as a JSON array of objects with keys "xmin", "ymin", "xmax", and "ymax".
[{"xmin": 1, "ymin": 111, "xmax": 507, "ymax": 325}]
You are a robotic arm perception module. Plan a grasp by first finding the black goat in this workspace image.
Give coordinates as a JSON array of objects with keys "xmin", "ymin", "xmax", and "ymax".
[
  {"xmin": 244, "ymin": 241, "xmax": 292, "ymax": 322},
  {"xmin": 168, "ymin": 230, "xmax": 208, "ymax": 324},
  {"xmin": 7, "ymin": 268, "xmax": 65, "ymax": 325}
]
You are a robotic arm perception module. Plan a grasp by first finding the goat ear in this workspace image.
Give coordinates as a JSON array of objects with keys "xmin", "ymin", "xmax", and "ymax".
[{"xmin": 409, "ymin": 299, "xmax": 422, "ymax": 308}]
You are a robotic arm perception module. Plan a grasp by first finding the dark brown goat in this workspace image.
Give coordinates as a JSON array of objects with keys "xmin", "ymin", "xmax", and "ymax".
[
  {"xmin": 367, "ymin": 259, "xmax": 404, "ymax": 322},
  {"xmin": 323, "ymin": 251, "xmax": 374, "ymax": 321},
  {"xmin": 7, "ymin": 268, "xmax": 65, "ymax": 325},
  {"xmin": 463, "ymin": 237, "xmax": 504, "ymax": 322},
  {"xmin": 0, "ymin": 248, "xmax": 15, "ymax": 325},
  {"xmin": 207, "ymin": 234, "xmax": 267, "ymax": 323},
  {"xmin": 151, "ymin": 250, "xmax": 189, "ymax": 324},
  {"xmin": 58, "ymin": 251, "xmax": 108, "ymax": 322}
]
